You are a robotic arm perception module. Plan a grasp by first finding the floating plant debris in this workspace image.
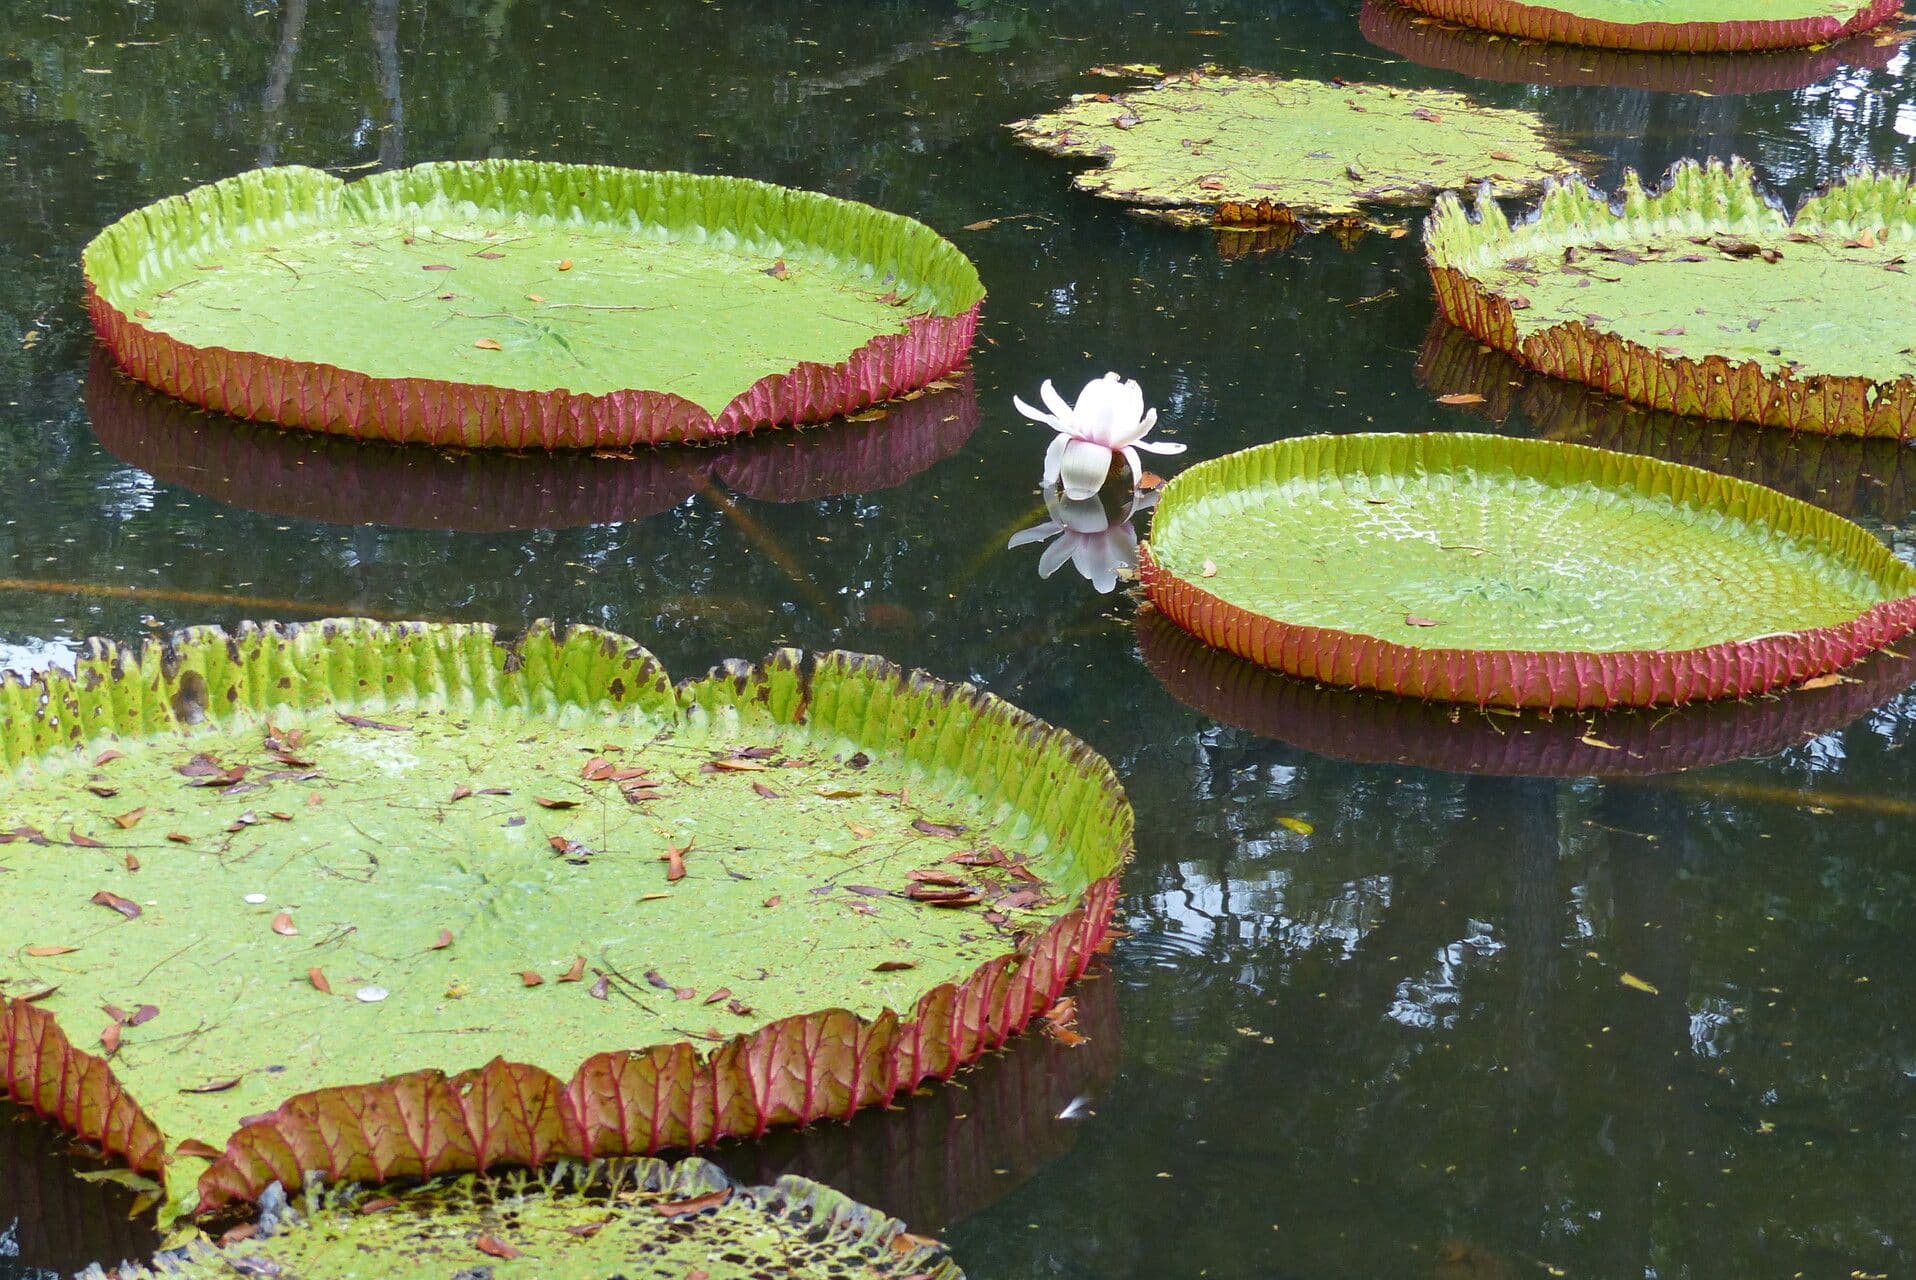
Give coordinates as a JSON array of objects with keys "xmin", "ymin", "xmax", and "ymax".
[{"xmin": 1010, "ymin": 71, "xmax": 1578, "ymax": 232}]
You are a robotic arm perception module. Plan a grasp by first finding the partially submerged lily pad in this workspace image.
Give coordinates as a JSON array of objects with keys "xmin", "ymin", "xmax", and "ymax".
[
  {"xmin": 87, "ymin": 1157, "xmax": 962, "ymax": 1279},
  {"xmin": 1375, "ymin": 0, "xmax": 1898, "ymax": 51},
  {"xmin": 1138, "ymin": 433, "xmax": 1916, "ymax": 708},
  {"xmin": 1009, "ymin": 71, "xmax": 1579, "ymax": 231},
  {"xmin": 83, "ymin": 162, "xmax": 984, "ymax": 448},
  {"xmin": 1426, "ymin": 159, "xmax": 1916, "ymax": 437},
  {"xmin": 84, "ymin": 354, "xmax": 980, "ymax": 532},
  {"xmin": 0, "ymin": 621, "xmax": 1129, "ymax": 1212},
  {"xmin": 1139, "ymin": 607, "xmax": 1916, "ymax": 776},
  {"xmin": 1359, "ymin": 0, "xmax": 1901, "ymax": 92}
]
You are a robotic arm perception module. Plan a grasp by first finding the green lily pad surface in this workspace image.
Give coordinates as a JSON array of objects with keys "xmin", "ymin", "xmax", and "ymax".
[
  {"xmin": 1426, "ymin": 160, "xmax": 1916, "ymax": 435},
  {"xmin": 0, "ymin": 621, "xmax": 1127, "ymax": 1208},
  {"xmin": 88, "ymin": 1158, "xmax": 962, "ymax": 1280},
  {"xmin": 1009, "ymin": 71, "xmax": 1578, "ymax": 228},
  {"xmin": 1139, "ymin": 433, "xmax": 1916, "ymax": 708},
  {"xmin": 82, "ymin": 163, "xmax": 984, "ymax": 446}
]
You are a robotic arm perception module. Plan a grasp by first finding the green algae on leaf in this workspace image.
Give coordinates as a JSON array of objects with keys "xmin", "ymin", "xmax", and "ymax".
[
  {"xmin": 83, "ymin": 162, "xmax": 985, "ymax": 448},
  {"xmin": 86, "ymin": 1157, "xmax": 962, "ymax": 1279},
  {"xmin": 0, "ymin": 621, "xmax": 1129, "ymax": 1212},
  {"xmin": 1009, "ymin": 71, "xmax": 1579, "ymax": 232},
  {"xmin": 1426, "ymin": 160, "xmax": 1916, "ymax": 437},
  {"xmin": 1376, "ymin": 0, "xmax": 1898, "ymax": 52},
  {"xmin": 1138, "ymin": 432, "xmax": 1916, "ymax": 709}
]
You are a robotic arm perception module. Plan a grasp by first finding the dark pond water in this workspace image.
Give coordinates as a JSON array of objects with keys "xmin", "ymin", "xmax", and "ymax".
[{"xmin": 5, "ymin": 2, "xmax": 1916, "ymax": 1276}]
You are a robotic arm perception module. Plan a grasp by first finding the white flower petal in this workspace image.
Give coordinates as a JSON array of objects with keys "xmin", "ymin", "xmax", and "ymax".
[
  {"xmin": 1039, "ymin": 379, "xmax": 1075, "ymax": 425},
  {"xmin": 1121, "ymin": 445, "xmax": 1144, "ymax": 491},
  {"xmin": 1058, "ymin": 438, "xmax": 1115, "ymax": 500},
  {"xmin": 1134, "ymin": 439, "xmax": 1186, "ymax": 455},
  {"xmin": 1012, "ymin": 395, "xmax": 1061, "ymax": 429},
  {"xmin": 1043, "ymin": 432, "xmax": 1068, "ymax": 489}
]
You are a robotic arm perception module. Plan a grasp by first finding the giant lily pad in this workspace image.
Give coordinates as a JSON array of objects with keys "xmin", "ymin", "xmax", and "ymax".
[
  {"xmin": 0, "ymin": 621, "xmax": 1128, "ymax": 1213},
  {"xmin": 84, "ymin": 1158, "xmax": 962, "ymax": 1279},
  {"xmin": 1426, "ymin": 160, "xmax": 1916, "ymax": 437},
  {"xmin": 84, "ymin": 354, "xmax": 979, "ymax": 532},
  {"xmin": 1008, "ymin": 71, "xmax": 1579, "ymax": 231},
  {"xmin": 1374, "ymin": 0, "xmax": 1898, "ymax": 50},
  {"xmin": 1139, "ymin": 607, "xmax": 1916, "ymax": 776},
  {"xmin": 1415, "ymin": 320, "xmax": 1916, "ymax": 529},
  {"xmin": 82, "ymin": 162, "xmax": 985, "ymax": 448},
  {"xmin": 1359, "ymin": 0, "xmax": 1900, "ymax": 92},
  {"xmin": 1138, "ymin": 433, "xmax": 1916, "ymax": 709}
]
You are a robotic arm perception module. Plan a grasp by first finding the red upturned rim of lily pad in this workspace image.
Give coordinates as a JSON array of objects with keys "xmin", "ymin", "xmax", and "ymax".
[
  {"xmin": 1380, "ymin": 0, "xmax": 1899, "ymax": 51},
  {"xmin": 83, "ymin": 352, "xmax": 981, "ymax": 532},
  {"xmin": 1137, "ymin": 606, "xmax": 1916, "ymax": 777},
  {"xmin": 0, "ymin": 620, "xmax": 1129, "ymax": 1213},
  {"xmin": 81, "ymin": 162, "xmax": 984, "ymax": 449},
  {"xmin": 1358, "ymin": 0, "xmax": 1901, "ymax": 92}
]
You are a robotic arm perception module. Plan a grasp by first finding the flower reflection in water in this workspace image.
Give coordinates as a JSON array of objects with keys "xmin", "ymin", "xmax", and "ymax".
[{"xmin": 1009, "ymin": 483, "xmax": 1160, "ymax": 593}]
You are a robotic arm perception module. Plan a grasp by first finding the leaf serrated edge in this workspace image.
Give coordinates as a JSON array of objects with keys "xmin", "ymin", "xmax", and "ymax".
[{"xmin": 1424, "ymin": 158, "xmax": 1916, "ymax": 438}]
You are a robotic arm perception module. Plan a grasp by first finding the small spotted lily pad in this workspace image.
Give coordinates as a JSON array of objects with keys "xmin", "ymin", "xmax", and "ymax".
[
  {"xmin": 1426, "ymin": 159, "xmax": 1916, "ymax": 437},
  {"xmin": 0, "ymin": 622, "xmax": 1128, "ymax": 1214},
  {"xmin": 1374, "ymin": 0, "xmax": 1898, "ymax": 51},
  {"xmin": 83, "ymin": 162, "xmax": 984, "ymax": 448},
  {"xmin": 81, "ymin": 1157, "xmax": 962, "ymax": 1279},
  {"xmin": 1138, "ymin": 432, "xmax": 1916, "ymax": 709},
  {"xmin": 1009, "ymin": 70, "xmax": 1579, "ymax": 232}
]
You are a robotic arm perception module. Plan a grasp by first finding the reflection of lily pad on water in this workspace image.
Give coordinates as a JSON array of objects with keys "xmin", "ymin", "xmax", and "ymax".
[
  {"xmin": 720, "ymin": 965, "xmax": 1118, "ymax": 1235},
  {"xmin": 1009, "ymin": 71, "xmax": 1579, "ymax": 231},
  {"xmin": 1374, "ymin": 0, "xmax": 1898, "ymax": 50},
  {"xmin": 84, "ymin": 355, "xmax": 980, "ymax": 532},
  {"xmin": 1359, "ymin": 0, "xmax": 1901, "ymax": 91},
  {"xmin": 1415, "ymin": 321, "xmax": 1916, "ymax": 529},
  {"xmin": 91, "ymin": 1158, "xmax": 961, "ymax": 1279},
  {"xmin": 1427, "ymin": 160, "xmax": 1916, "ymax": 437},
  {"xmin": 83, "ymin": 162, "xmax": 984, "ymax": 448},
  {"xmin": 1139, "ymin": 433, "xmax": 1916, "ymax": 708},
  {"xmin": 0, "ymin": 1104, "xmax": 160, "ymax": 1278},
  {"xmin": 0, "ymin": 621, "xmax": 1129, "ymax": 1212},
  {"xmin": 1139, "ymin": 607, "xmax": 1916, "ymax": 777}
]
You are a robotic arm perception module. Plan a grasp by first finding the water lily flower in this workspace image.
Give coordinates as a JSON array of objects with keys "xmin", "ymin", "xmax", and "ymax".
[
  {"xmin": 1008, "ymin": 485, "xmax": 1160, "ymax": 594},
  {"xmin": 1014, "ymin": 373, "xmax": 1185, "ymax": 500}
]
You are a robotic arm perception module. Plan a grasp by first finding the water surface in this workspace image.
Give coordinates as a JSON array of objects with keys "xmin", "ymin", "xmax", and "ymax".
[{"xmin": 3, "ymin": 3, "xmax": 1915, "ymax": 1276}]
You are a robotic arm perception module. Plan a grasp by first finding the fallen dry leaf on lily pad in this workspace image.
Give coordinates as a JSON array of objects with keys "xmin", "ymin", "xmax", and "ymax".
[{"xmin": 0, "ymin": 620, "xmax": 1130, "ymax": 1213}]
